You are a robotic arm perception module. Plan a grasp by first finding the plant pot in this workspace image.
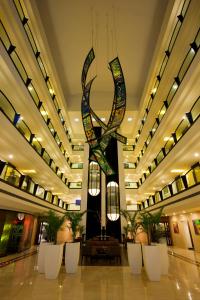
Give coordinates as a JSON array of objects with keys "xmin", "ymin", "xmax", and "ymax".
[
  {"xmin": 158, "ymin": 244, "xmax": 169, "ymax": 275},
  {"xmin": 143, "ymin": 245, "xmax": 161, "ymax": 281},
  {"xmin": 65, "ymin": 242, "xmax": 80, "ymax": 273},
  {"xmin": 37, "ymin": 242, "xmax": 51, "ymax": 273},
  {"xmin": 127, "ymin": 243, "xmax": 142, "ymax": 274},
  {"xmin": 44, "ymin": 244, "xmax": 64, "ymax": 279}
]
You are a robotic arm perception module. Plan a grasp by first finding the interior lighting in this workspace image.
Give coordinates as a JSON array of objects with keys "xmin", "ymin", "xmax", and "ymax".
[
  {"xmin": 151, "ymin": 87, "xmax": 157, "ymax": 94},
  {"xmin": 74, "ymin": 118, "xmax": 79, "ymax": 122},
  {"xmin": 21, "ymin": 169, "xmax": 36, "ymax": 174},
  {"xmin": 100, "ymin": 117, "xmax": 106, "ymax": 122},
  {"xmin": 8, "ymin": 154, "xmax": 13, "ymax": 159},
  {"xmin": 41, "ymin": 111, "xmax": 48, "ymax": 116},
  {"xmin": 107, "ymin": 181, "xmax": 120, "ymax": 221},
  {"xmin": 172, "ymin": 82, "xmax": 178, "ymax": 90},
  {"xmin": 127, "ymin": 117, "xmax": 132, "ymax": 122},
  {"xmin": 88, "ymin": 161, "xmax": 100, "ymax": 196},
  {"xmin": 28, "ymin": 85, "xmax": 33, "ymax": 91},
  {"xmin": 49, "ymin": 88, "xmax": 54, "ymax": 95},
  {"xmin": 194, "ymin": 153, "xmax": 199, "ymax": 157},
  {"xmin": 171, "ymin": 169, "xmax": 185, "ymax": 173}
]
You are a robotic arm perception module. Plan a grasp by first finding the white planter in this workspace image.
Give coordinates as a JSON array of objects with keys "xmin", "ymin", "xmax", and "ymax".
[
  {"xmin": 44, "ymin": 244, "xmax": 64, "ymax": 279},
  {"xmin": 143, "ymin": 245, "xmax": 161, "ymax": 281},
  {"xmin": 158, "ymin": 244, "xmax": 169, "ymax": 275},
  {"xmin": 65, "ymin": 242, "xmax": 80, "ymax": 273},
  {"xmin": 37, "ymin": 242, "xmax": 50, "ymax": 273},
  {"xmin": 127, "ymin": 243, "xmax": 142, "ymax": 274}
]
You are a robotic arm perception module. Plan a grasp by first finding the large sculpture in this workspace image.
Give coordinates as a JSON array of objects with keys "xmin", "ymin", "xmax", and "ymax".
[{"xmin": 81, "ymin": 48, "xmax": 127, "ymax": 175}]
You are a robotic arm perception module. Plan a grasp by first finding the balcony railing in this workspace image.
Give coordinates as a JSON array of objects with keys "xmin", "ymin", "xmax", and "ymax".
[
  {"xmin": 139, "ymin": 162, "xmax": 200, "ymax": 210},
  {"xmin": 122, "ymin": 0, "xmax": 191, "ymax": 149},
  {"xmin": 124, "ymin": 26, "xmax": 199, "ymax": 163},
  {"xmin": 0, "ymin": 160, "xmax": 67, "ymax": 211},
  {"xmin": 0, "ymin": 21, "xmax": 73, "ymax": 168},
  {"xmin": 13, "ymin": 0, "xmax": 73, "ymax": 146},
  {"xmin": 0, "ymin": 91, "xmax": 71, "ymax": 188}
]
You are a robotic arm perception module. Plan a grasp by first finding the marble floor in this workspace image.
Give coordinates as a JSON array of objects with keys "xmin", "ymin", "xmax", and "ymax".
[{"xmin": 0, "ymin": 252, "xmax": 200, "ymax": 300}]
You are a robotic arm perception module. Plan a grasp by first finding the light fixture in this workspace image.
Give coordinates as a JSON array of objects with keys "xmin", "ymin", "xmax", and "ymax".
[
  {"xmin": 151, "ymin": 87, "xmax": 157, "ymax": 94},
  {"xmin": 172, "ymin": 82, "xmax": 178, "ymax": 90},
  {"xmin": 171, "ymin": 169, "xmax": 184, "ymax": 173},
  {"xmin": 107, "ymin": 181, "xmax": 120, "ymax": 221},
  {"xmin": 20, "ymin": 169, "xmax": 36, "ymax": 174},
  {"xmin": 8, "ymin": 154, "xmax": 13, "ymax": 159},
  {"xmin": 100, "ymin": 117, "xmax": 106, "ymax": 122},
  {"xmin": 74, "ymin": 118, "xmax": 79, "ymax": 122},
  {"xmin": 194, "ymin": 153, "xmax": 199, "ymax": 157},
  {"xmin": 49, "ymin": 88, "xmax": 54, "ymax": 95},
  {"xmin": 17, "ymin": 213, "xmax": 25, "ymax": 220},
  {"xmin": 28, "ymin": 85, "xmax": 33, "ymax": 91},
  {"xmin": 127, "ymin": 117, "xmax": 132, "ymax": 122},
  {"xmin": 88, "ymin": 161, "xmax": 100, "ymax": 196},
  {"xmin": 41, "ymin": 111, "xmax": 48, "ymax": 116},
  {"xmin": 160, "ymin": 110, "xmax": 166, "ymax": 115}
]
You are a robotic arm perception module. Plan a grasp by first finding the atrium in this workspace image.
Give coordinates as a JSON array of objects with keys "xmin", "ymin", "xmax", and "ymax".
[{"xmin": 0, "ymin": 0, "xmax": 200, "ymax": 299}]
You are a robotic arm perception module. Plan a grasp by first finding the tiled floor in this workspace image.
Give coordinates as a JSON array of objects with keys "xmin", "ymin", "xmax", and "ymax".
[{"xmin": 0, "ymin": 249, "xmax": 200, "ymax": 300}]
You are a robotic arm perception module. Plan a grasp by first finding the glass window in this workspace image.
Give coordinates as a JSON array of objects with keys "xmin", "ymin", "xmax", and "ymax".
[
  {"xmin": 36, "ymin": 186, "xmax": 45, "ymax": 199},
  {"xmin": 0, "ymin": 92, "xmax": 16, "ymax": 122},
  {"xmin": 4, "ymin": 166, "xmax": 20, "ymax": 187},
  {"xmin": 162, "ymin": 186, "xmax": 171, "ymax": 199},
  {"xmin": 10, "ymin": 51, "xmax": 27, "ymax": 83},
  {"xmin": 176, "ymin": 177, "xmax": 185, "ymax": 192},
  {"xmin": 186, "ymin": 169, "xmax": 196, "ymax": 187},
  {"xmin": 175, "ymin": 118, "xmax": 190, "ymax": 141},
  {"xmin": 194, "ymin": 165, "xmax": 200, "ymax": 183},
  {"xmin": 191, "ymin": 98, "xmax": 200, "ymax": 122},
  {"xmin": 171, "ymin": 181, "xmax": 178, "ymax": 195},
  {"xmin": 155, "ymin": 192, "xmax": 161, "ymax": 203}
]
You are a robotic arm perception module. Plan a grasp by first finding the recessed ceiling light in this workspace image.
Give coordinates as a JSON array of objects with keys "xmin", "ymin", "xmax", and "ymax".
[
  {"xmin": 37, "ymin": 137, "xmax": 43, "ymax": 142},
  {"xmin": 151, "ymin": 87, "xmax": 157, "ymax": 94},
  {"xmin": 21, "ymin": 169, "xmax": 36, "ymax": 174},
  {"xmin": 49, "ymin": 88, "xmax": 54, "ymax": 95},
  {"xmin": 163, "ymin": 137, "xmax": 169, "ymax": 141},
  {"xmin": 160, "ymin": 110, "xmax": 165, "ymax": 115},
  {"xmin": 173, "ymin": 212, "xmax": 176, "ymax": 215},
  {"xmin": 74, "ymin": 118, "xmax": 79, "ymax": 122},
  {"xmin": 194, "ymin": 153, "xmax": 199, "ymax": 157},
  {"xmin": 182, "ymin": 211, "xmax": 186, "ymax": 213},
  {"xmin": 28, "ymin": 85, "xmax": 33, "ymax": 91},
  {"xmin": 100, "ymin": 117, "xmax": 106, "ymax": 122},
  {"xmin": 127, "ymin": 117, "xmax": 132, "ymax": 122},
  {"xmin": 182, "ymin": 115, "xmax": 186, "ymax": 120},
  {"xmin": 172, "ymin": 83, "xmax": 178, "ymax": 90},
  {"xmin": 171, "ymin": 169, "xmax": 185, "ymax": 173},
  {"xmin": 152, "ymin": 128, "xmax": 156, "ymax": 132},
  {"xmin": 8, "ymin": 154, "xmax": 13, "ymax": 159},
  {"xmin": 41, "ymin": 111, "xmax": 48, "ymax": 116}
]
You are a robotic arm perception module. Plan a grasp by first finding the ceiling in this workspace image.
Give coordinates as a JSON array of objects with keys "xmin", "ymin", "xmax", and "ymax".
[{"xmin": 34, "ymin": 0, "xmax": 169, "ymax": 138}]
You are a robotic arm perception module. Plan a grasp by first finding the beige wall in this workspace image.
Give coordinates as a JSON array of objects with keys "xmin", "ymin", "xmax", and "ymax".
[{"xmin": 170, "ymin": 211, "xmax": 200, "ymax": 252}]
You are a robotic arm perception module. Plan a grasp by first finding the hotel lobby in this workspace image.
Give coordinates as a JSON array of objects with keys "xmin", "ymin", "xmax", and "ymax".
[{"xmin": 0, "ymin": 0, "xmax": 200, "ymax": 299}]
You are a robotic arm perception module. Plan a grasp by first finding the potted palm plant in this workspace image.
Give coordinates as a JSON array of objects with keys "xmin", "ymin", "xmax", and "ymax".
[
  {"xmin": 42, "ymin": 210, "xmax": 65, "ymax": 279},
  {"xmin": 140, "ymin": 208, "xmax": 168, "ymax": 281},
  {"xmin": 120, "ymin": 210, "xmax": 142, "ymax": 274},
  {"xmin": 64, "ymin": 211, "xmax": 86, "ymax": 273}
]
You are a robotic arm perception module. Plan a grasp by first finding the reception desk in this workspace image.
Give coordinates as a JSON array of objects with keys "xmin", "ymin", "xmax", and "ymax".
[{"xmin": 81, "ymin": 238, "xmax": 121, "ymax": 264}]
